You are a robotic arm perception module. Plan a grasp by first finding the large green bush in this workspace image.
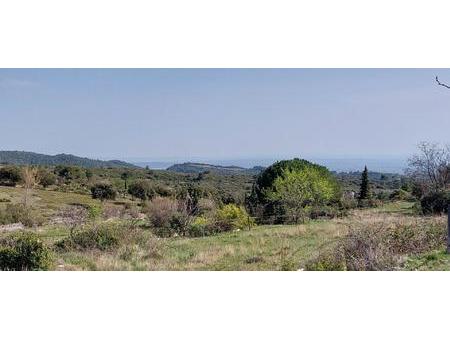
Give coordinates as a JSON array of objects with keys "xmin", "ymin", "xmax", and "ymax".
[
  {"xmin": 247, "ymin": 158, "xmax": 341, "ymax": 224},
  {"xmin": 0, "ymin": 232, "xmax": 52, "ymax": 270}
]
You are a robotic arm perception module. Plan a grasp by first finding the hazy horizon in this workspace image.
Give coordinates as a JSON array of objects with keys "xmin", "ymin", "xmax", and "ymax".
[
  {"xmin": 0, "ymin": 149, "xmax": 408, "ymax": 173},
  {"xmin": 1, "ymin": 68, "xmax": 449, "ymax": 161}
]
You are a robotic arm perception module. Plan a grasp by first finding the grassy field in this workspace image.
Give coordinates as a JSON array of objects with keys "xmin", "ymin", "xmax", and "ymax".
[
  {"xmin": 55, "ymin": 220, "xmax": 345, "ymax": 271},
  {"xmin": 1, "ymin": 186, "xmax": 448, "ymax": 271}
]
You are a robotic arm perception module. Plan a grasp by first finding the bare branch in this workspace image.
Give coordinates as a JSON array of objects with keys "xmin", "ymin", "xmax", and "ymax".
[{"xmin": 436, "ymin": 76, "xmax": 450, "ymax": 89}]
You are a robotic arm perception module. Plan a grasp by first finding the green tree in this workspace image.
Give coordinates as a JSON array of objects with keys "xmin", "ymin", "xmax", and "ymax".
[
  {"xmin": 359, "ymin": 166, "xmax": 371, "ymax": 200},
  {"xmin": 247, "ymin": 158, "xmax": 340, "ymax": 223},
  {"xmin": 0, "ymin": 166, "xmax": 21, "ymax": 187},
  {"xmin": 121, "ymin": 171, "xmax": 131, "ymax": 190},
  {"xmin": 267, "ymin": 167, "xmax": 339, "ymax": 223}
]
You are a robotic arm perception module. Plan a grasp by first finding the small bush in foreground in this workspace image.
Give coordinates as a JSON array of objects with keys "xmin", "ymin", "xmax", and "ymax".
[
  {"xmin": 215, "ymin": 204, "xmax": 255, "ymax": 230},
  {"xmin": 186, "ymin": 216, "xmax": 234, "ymax": 237},
  {"xmin": 0, "ymin": 232, "xmax": 52, "ymax": 270},
  {"xmin": 144, "ymin": 197, "xmax": 183, "ymax": 237},
  {"xmin": 56, "ymin": 225, "xmax": 121, "ymax": 251},
  {"xmin": 306, "ymin": 216, "xmax": 446, "ymax": 271}
]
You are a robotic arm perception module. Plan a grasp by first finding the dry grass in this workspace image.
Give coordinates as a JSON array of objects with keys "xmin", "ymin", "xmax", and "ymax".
[{"xmin": 306, "ymin": 206, "xmax": 446, "ymax": 270}]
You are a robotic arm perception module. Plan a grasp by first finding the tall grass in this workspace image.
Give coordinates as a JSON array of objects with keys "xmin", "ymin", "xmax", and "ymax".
[{"xmin": 306, "ymin": 212, "xmax": 446, "ymax": 271}]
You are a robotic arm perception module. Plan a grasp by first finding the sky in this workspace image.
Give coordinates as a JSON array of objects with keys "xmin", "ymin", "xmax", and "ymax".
[{"xmin": 0, "ymin": 69, "xmax": 449, "ymax": 161}]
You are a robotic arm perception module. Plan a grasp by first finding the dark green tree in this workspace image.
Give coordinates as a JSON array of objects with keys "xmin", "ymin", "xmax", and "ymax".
[
  {"xmin": 359, "ymin": 166, "xmax": 371, "ymax": 200},
  {"xmin": 247, "ymin": 158, "xmax": 341, "ymax": 224},
  {"xmin": 0, "ymin": 166, "xmax": 21, "ymax": 187},
  {"xmin": 121, "ymin": 171, "xmax": 131, "ymax": 190},
  {"xmin": 91, "ymin": 183, "xmax": 117, "ymax": 201}
]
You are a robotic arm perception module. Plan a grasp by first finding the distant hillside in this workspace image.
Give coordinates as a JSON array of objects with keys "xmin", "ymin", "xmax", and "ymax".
[
  {"xmin": 167, "ymin": 162, "xmax": 264, "ymax": 175},
  {"xmin": 0, "ymin": 151, "xmax": 137, "ymax": 168}
]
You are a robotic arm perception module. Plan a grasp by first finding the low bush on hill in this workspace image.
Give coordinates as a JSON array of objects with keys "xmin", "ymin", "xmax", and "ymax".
[
  {"xmin": 143, "ymin": 196, "xmax": 255, "ymax": 237},
  {"xmin": 215, "ymin": 204, "xmax": 255, "ymax": 230},
  {"xmin": 128, "ymin": 180, "xmax": 156, "ymax": 201},
  {"xmin": 306, "ymin": 216, "xmax": 445, "ymax": 271},
  {"xmin": 56, "ymin": 225, "xmax": 121, "ymax": 251},
  {"xmin": 0, "ymin": 231, "xmax": 52, "ymax": 270},
  {"xmin": 90, "ymin": 182, "xmax": 117, "ymax": 201},
  {"xmin": 186, "ymin": 216, "xmax": 235, "ymax": 237},
  {"xmin": 143, "ymin": 197, "xmax": 187, "ymax": 237},
  {"xmin": 0, "ymin": 203, "xmax": 44, "ymax": 227}
]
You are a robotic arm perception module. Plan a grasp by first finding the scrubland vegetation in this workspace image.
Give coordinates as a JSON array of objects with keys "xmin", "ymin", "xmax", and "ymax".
[{"xmin": 0, "ymin": 142, "xmax": 449, "ymax": 271}]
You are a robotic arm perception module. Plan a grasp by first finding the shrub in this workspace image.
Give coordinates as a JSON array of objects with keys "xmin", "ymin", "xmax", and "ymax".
[
  {"xmin": 215, "ymin": 204, "xmax": 255, "ymax": 230},
  {"xmin": 306, "ymin": 217, "xmax": 446, "ymax": 271},
  {"xmin": 55, "ymin": 165, "xmax": 85, "ymax": 182},
  {"xmin": 205, "ymin": 220, "xmax": 234, "ymax": 235},
  {"xmin": 0, "ymin": 203, "xmax": 43, "ymax": 227},
  {"xmin": 128, "ymin": 180, "xmax": 156, "ymax": 201},
  {"xmin": 144, "ymin": 197, "xmax": 178, "ymax": 227},
  {"xmin": 57, "ymin": 205, "xmax": 88, "ymax": 235},
  {"xmin": 389, "ymin": 189, "xmax": 412, "ymax": 201},
  {"xmin": 56, "ymin": 225, "xmax": 121, "ymax": 251},
  {"xmin": 37, "ymin": 169, "xmax": 57, "ymax": 188},
  {"xmin": 143, "ymin": 197, "xmax": 179, "ymax": 236},
  {"xmin": 187, "ymin": 216, "xmax": 238, "ymax": 237},
  {"xmin": 0, "ymin": 166, "xmax": 21, "ymax": 187},
  {"xmin": 0, "ymin": 232, "xmax": 52, "ymax": 270},
  {"xmin": 309, "ymin": 205, "xmax": 346, "ymax": 220},
  {"xmin": 187, "ymin": 216, "xmax": 210, "ymax": 237},
  {"xmin": 197, "ymin": 198, "xmax": 217, "ymax": 216},
  {"xmin": 91, "ymin": 183, "xmax": 117, "ymax": 201},
  {"xmin": 420, "ymin": 191, "xmax": 450, "ymax": 215},
  {"xmin": 376, "ymin": 191, "xmax": 391, "ymax": 201}
]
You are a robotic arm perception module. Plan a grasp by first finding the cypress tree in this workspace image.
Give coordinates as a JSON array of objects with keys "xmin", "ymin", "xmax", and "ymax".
[{"xmin": 359, "ymin": 166, "xmax": 370, "ymax": 200}]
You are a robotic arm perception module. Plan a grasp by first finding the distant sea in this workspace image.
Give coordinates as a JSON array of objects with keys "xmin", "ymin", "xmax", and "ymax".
[{"xmin": 132, "ymin": 157, "xmax": 407, "ymax": 174}]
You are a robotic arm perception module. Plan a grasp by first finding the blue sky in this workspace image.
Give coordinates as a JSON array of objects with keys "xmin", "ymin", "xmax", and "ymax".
[{"xmin": 0, "ymin": 69, "xmax": 449, "ymax": 161}]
